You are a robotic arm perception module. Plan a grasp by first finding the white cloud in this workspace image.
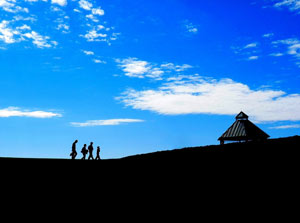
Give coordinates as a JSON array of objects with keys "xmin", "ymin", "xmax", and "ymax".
[
  {"xmin": 248, "ymin": 55, "xmax": 259, "ymax": 60},
  {"xmin": 92, "ymin": 7, "xmax": 104, "ymax": 16},
  {"xmin": 81, "ymin": 29, "xmax": 107, "ymax": 42},
  {"xmin": 0, "ymin": 0, "xmax": 29, "ymax": 13},
  {"xmin": 244, "ymin": 42, "xmax": 258, "ymax": 49},
  {"xmin": 83, "ymin": 50, "xmax": 94, "ymax": 55},
  {"xmin": 116, "ymin": 58, "xmax": 193, "ymax": 80},
  {"xmin": 184, "ymin": 22, "xmax": 198, "ymax": 34},
  {"xmin": 78, "ymin": 0, "xmax": 92, "ymax": 10},
  {"xmin": 0, "ymin": 20, "xmax": 56, "ymax": 48},
  {"xmin": 25, "ymin": 0, "xmax": 48, "ymax": 2},
  {"xmin": 0, "ymin": 20, "xmax": 20, "ymax": 43},
  {"xmin": 161, "ymin": 63, "xmax": 193, "ymax": 72},
  {"xmin": 56, "ymin": 23, "xmax": 69, "ymax": 33},
  {"xmin": 273, "ymin": 0, "xmax": 300, "ymax": 13},
  {"xmin": 93, "ymin": 59, "xmax": 106, "ymax": 64},
  {"xmin": 51, "ymin": 0, "xmax": 67, "ymax": 7},
  {"xmin": 86, "ymin": 14, "xmax": 99, "ymax": 22},
  {"xmin": 270, "ymin": 124, "xmax": 300, "ymax": 129},
  {"xmin": 117, "ymin": 58, "xmax": 151, "ymax": 78},
  {"xmin": 70, "ymin": 119, "xmax": 144, "ymax": 127},
  {"xmin": 270, "ymin": 52, "xmax": 284, "ymax": 57},
  {"xmin": 263, "ymin": 33, "xmax": 274, "ymax": 38},
  {"xmin": 0, "ymin": 107, "xmax": 62, "ymax": 118},
  {"xmin": 23, "ymin": 31, "xmax": 54, "ymax": 48},
  {"xmin": 78, "ymin": 0, "xmax": 104, "ymax": 14},
  {"xmin": 17, "ymin": 24, "xmax": 31, "ymax": 30},
  {"xmin": 117, "ymin": 75, "xmax": 300, "ymax": 123},
  {"xmin": 272, "ymin": 38, "xmax": 300, "ymax": 65}
]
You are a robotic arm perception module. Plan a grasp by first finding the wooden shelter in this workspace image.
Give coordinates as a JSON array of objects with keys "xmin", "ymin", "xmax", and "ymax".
[{"xmin": 218, "ymin": 112, "xmax": 270, "ymax": 145}]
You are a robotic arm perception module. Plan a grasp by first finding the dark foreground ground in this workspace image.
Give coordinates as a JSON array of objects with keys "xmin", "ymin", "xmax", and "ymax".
[
  {"xmin": 1, "ymin": 136, "xmax": 299, "ymax": 187},
  {"xmin": 1, "ymin": 136, "xmax": 299, "ymax": 163},
  {"xmin": 120, "ymin": 135, "xmax": 300, "ymax": 161}
]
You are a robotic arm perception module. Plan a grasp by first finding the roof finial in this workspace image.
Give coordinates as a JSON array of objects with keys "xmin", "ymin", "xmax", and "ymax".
[{"xmin": 236, "ymin": 111, "xmax": 249, "ymax": 120}]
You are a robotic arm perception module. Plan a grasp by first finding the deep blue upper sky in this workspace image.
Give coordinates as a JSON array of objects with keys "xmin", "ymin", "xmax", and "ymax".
[{"xmin": 0, "ymin": 0, "xmax": 300, "ymax": 158}]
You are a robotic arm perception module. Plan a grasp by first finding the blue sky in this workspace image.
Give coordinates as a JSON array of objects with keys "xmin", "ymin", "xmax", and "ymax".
[{"xmin": 0, "ymin": 0, "xmax": 300, "ymax": 159}]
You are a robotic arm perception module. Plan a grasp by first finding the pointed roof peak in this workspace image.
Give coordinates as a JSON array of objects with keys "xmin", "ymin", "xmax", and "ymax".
[
  {"xmin": 218, "ymin": 111, "xmax": 270, "ymax": 142},
  {"xmin": 236, "ymin": 111, "xmax": 249, "ymax": 120}
]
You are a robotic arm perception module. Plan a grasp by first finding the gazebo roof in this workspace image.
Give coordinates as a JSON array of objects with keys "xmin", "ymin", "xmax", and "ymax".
[{"xmin": 219, "ymin": 112, "xmax": 270, "ymax": 141}]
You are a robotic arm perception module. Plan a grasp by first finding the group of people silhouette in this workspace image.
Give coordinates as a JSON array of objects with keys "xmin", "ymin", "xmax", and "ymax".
[{"xmin": 70, "ymin": 140, "xmax": 101, "ymax": 160}]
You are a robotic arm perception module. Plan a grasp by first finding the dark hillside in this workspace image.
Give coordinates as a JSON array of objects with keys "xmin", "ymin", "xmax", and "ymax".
[
  {"xmin": 121, "ymin": 136, "xmax": 300, "ymax": 163},
  {"xmin": 1, "ymin": 136, "xmax": 299, "ymax": 163}
]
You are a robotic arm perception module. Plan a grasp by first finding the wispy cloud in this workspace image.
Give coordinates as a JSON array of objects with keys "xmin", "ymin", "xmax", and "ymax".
[
  {"xmin": 116, "ymin": 58, "xmax": 160, "ymax": 79},
  {"xmin": 270, "ymin": 52, "xmax": 284, "ymax": 57},
  {"xmin": 117, "ymin": 74, "xmax": 300, "ymax": 123},
  {"xmin": 78, "ymin": 0, "xmax": 104, "ymax": 21},
  {"xmin": 248, "ymin": 55, "xmax": 259, "ymax": 60},
  {"xmin": 52, "ymin": 0, "xmax": 67, "ymax": 7},
  {"xmin": 78, "ymin": 0, "xmax": 92, "ymax": 10},
  {"xmin": 232, "ymin": 42, "xmax": 260, "ymax": 61},
  {"xmin": 23, "ymin": 30, "xmax": 56, "ymax": 48},
  {"xmin": 0, "ymin": 20, "xmax": 56, "ymax": 48},
  {"xmin": 272, "ymin": 38, "xmax": 300, "ymax": 66},
  {"xmin": 244, "ymin": 42, "xmax": 258, "ymax": 49},
  {"xmin": 0, "ymin": 0, "xmax": 29, "ymax": 13},
  {"xmin": 0, "ymin": 107, "xmax": 62, "ymax": 118},
  {"xmin": 0, "ymin": 0, "xmax": 118, "ymax": 48},
  {"xmin": 70, "ymin": 119, "xmax": 144, "ymax": 127},
  {"xmin": 263, "ymin": 33, "xmax": 274, "ymax": 38},
  {"xmin": 93, "ymin": 59, "xmax": 106, "ymax": 64},
  {"xmin": 183, "ymin": 20, "xmax": 198, "ymax": 34},
  {"xmin": 160, "ymin": 63, "xmax": 193, "ymax": 72},
  {"xmin": 82, "ymin": 50, "xmax": 94, "ymax": 55},
  {"xmin": 81, "ymin": 28, "xmax": 107, "ymax": 42},
  {"xmin": 116, "ymin": 58, "xmax": 193, "ymax": 80},
  {"xmin": 269, "ymin": 124, "xmax": 300, "ymax": 129},
  {"xmin": 273, "ymin": 0, "xmax": 300, "ymax": 13}
]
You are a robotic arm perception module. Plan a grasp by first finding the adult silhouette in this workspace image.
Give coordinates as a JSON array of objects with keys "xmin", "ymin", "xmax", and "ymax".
[
  {"xmin": 70, "ymin": 140, "xmax": 78, "ymax": 160},
  {"xmin": 81, "ymin": 144, "xmax": 88, "ymax": 160},
  {"xmin": 88, "ymin": 142, "xmax": 94, "ymax": 160},
  {"xmin": 95, "ymin": 146, "xmax": 101, "ymax": 160}
]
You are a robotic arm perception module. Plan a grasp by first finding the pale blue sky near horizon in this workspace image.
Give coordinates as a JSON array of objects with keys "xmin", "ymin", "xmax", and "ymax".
[{"xmin": 0, "ymin": 0, "xmax": 300, "ymax": 159}]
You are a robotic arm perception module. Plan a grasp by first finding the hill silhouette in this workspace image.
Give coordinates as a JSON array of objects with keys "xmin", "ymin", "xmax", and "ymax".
[
  {"xmin": 120, "ymin": 135, "xmax": 300, "ymax": 163},
  {"xmin": 0, "ymin": 136, "xmax": 299, "ymax": 163}
]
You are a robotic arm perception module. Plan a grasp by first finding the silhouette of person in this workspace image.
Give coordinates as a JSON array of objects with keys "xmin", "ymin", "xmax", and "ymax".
[
  {"xmin": 70, "ymin": 140, "xmax": 78, "ymax": 159},
  {"xmin": 95, "ymin": 146, "xmax": 101, "ymax": 160},
  {"xmin": 88, "ymin": 142, "xmax": 94, "ymax": 160},
  {"xmin": 81, "ymin": 144, "xmax": 88, "ymax": 160}
]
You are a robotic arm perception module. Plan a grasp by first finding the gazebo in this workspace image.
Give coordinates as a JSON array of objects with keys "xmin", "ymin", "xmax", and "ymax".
[{"xmin": 218, "ymin": 112, "xmax": 270, "ymax": 145}]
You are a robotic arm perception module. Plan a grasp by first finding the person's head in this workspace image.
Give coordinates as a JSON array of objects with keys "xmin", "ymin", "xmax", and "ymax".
[
  {"xmin": 90, "ymin": 142, "xmax": 93, "ymax": 145},
  {"xmin": 84, "ymin": 144, "xmax": 86, "ymax": 147},
  {"xmin": 97, "ymin": 146, "xmax": 100, "ymax": 149},
  {"xmin": 75, "ymin": 140, "xmax": 78, "ymax": 143}
]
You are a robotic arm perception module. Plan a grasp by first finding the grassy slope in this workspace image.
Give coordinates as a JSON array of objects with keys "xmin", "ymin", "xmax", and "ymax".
[
  {"xmin": 120, "ymin": 136, "xmax": 300, "ymax": 161},
  {"xmin": 0, "ymin": 136, "xmax": 299, "ymax": 162}
]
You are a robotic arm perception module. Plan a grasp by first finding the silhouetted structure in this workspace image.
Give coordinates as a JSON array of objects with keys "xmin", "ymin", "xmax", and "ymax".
[
  {"xmin": 218, "ymin": 112, "xmax": 270, "ymax": 145},
  {"xmin": 81, "ymin": 144, "xmax": 88, "ymax": 160},
  {"xmin": 70, "ymin": 140, "xmax": 78, "ymax": 159},
  {"xmin": 95, "ymin": 146, "xmax": 101, "ymax": 160},
  {"xmin": 88, "ymin": 142, "xmax": 94, "ymax": 160}
]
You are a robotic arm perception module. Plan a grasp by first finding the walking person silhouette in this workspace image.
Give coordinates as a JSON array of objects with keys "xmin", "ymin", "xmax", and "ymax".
[
  {"xmin": 88, "ymin": 142, "xmax": 94, "ymax": 160},
  {"xmin": 95, "ymin": 146, "xmax": 101, "ymax": 160},
  {"xmin": 81, "ymin": 144, "xmax": 88, "ymax": 160},
  {"xmin": 70, "ymin": 140, "xmax": 78, "ymax": 160}
]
